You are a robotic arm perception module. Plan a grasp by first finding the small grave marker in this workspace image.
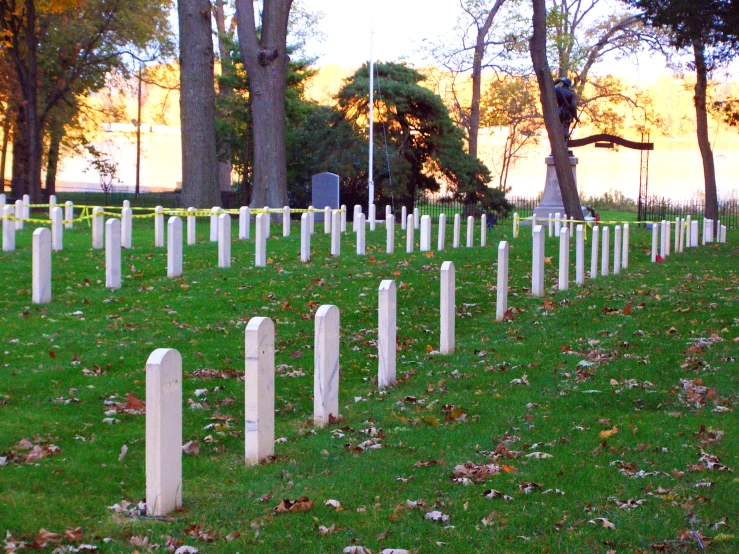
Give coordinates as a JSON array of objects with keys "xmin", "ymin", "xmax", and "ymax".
[
  {"xmin": 438, "ymin": 213, "xmax": 446, "ymax": 251},
  {"xmin": 238, "ymin": 207, "xmax": 249, "ymax": 241},
  {"xmin": 32, "ymin": 228, "xmax": 52, "ymax": 304},
  {"xmin": 406, "ymin": 214, "xmax": 414, "ymax": 253},
  {"xmin": 154, "ymin": 206, "xmax": 164, "ymax": 248},
  {"xmin": 357, "ymin": 213, "xmax": 366, "ymax": 255},
  {"xmin": 601, "ymin": 226, "xmax": 610, "ymax": 276},
  {"xmin": 283, "ymin": 207, "xmax": 291, "ymax": 237},
  {"xmin": 591, "ymin": 225, "xmax": 600, "ymax": 278},
  {"xmin": 481, "ymin": 214, "xmax": 487, "ymax": 246},
  {"xmin": 386, "ymin": 214, "xmax": 395, "ymax": 254},
  {"xmin": 453, "ymin": 214, "xmax": 461, "ymax": 248},
  {"xmin": 51, "ymin": 207, "xmax": 63, "ymax": 251},
  {"xmin": 145, "ymin": 348, "xmax": 183, "ymax": 517},
  {"xmin": 440, "ymin": 261, "xmax": 455, "ymax": 354},
  {"xmin": 558, "ymin": 227, "xmax": 569, "ymax": 291},
  {"xmin": 300, "ymin": 213, "xmax": 310, "ymax": 262},
  {"xmin": 64, "ymin": 201, "xmax": 74, "ymax": 229},
  {"xmin": 168, "ymin": 217, "xmax": 183, "ymax": 278},
  {"xmin": 378, "ymin": 280, "xmax": 397, "ymax": 389},
  {"xmin": 331, "ymin": 211, "xmax": 341, "ymax": 256},
  {"xmin": 613, "ymin": 225, "xmax": 622, "ymax": 275},
  {"xmin": 2, "ymin": 205, "xmax": 15, "ymax": 251},
  {"xmin": 210, "ymin": 207, "xmax": 219, "ymax": 241},
  {"xmin": 496, "ymin": 241, "xmax": 509, "ymax": 321},
  {"xmin": 466, "ymin": 216, "xmax": 473, "ymax": 247},
  {"xmin": 532, "ymin": 225, "xmax": 545, "ymax": 297},
  {"xmin": 420, "ymin": 215, "xmax": 431, "ymax": 251},
  {"xmin": 255, "ymin": 213, "xmax": 267, "ymax": 267},
  {"xmin": 401, "ymin": 206, "xmax": 407, "ymax": 230},
  {"xmin": 575, "ymin": 225, "xmax": 584, "ymax": 285},
  {"xmin": 245, "ymin": 317, "xmax": 275, "ymax": 465},
  {"xmin": 121, "ymin": 207, "xmax": 132, "ymax": 249},
  {"xmin": 92, "ymin": 207, "xmax": 104, "ymax": 249},
  {"xmin": 314, "ymin": 305, "xmax": 340, "ymax": 428},
  {"xmin": 105, "ymin": 219, "xmax": 121, "ymax": 289},
  {"xmin": 218, "ymin": 213, "xmax": 231, "ymax": 268}
]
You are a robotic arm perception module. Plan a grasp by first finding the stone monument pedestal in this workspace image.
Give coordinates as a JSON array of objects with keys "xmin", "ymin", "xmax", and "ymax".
[{"xmin": 529, "ymin": 155, "xmax": 578, "ymax": 224}]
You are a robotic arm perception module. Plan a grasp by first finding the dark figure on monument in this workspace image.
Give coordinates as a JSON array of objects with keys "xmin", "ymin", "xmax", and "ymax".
[{"xmin": 554, "ymin": 77, "xmax": 578, "ymax": 142}]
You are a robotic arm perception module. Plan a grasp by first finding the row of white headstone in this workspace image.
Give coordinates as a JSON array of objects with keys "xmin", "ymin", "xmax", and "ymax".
[
  {"xmin": 530, "ymin": 223, "xmax": 629, "ymax": 296},
  {"xmin": 648, "ymin": 216, "xmax": 727, "ymax": 263}
]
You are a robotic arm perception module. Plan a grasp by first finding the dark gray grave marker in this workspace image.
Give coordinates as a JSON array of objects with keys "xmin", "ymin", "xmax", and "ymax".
[{"xmin": 311, "ymin": 173, "xmax": 339, "ymax": 222}]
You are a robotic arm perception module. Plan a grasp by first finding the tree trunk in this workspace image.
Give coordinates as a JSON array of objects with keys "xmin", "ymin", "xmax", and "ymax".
[
  {"xmin": 692, "ymin": 37, "xmax": 718, "ymax": 229},
  {"xmin": 0, "ymin": 111, "xmax": 10, "ymax": 192},
  {"xmin": 23, "ymin": 0, "xmax": 42, "ymax": 202},
  {"xmin": 214, "ymin": 0, "xmax": 234, "ymax": 193},
  {"xmin": 235, "ymin": 0, "xmax": 292, "ymax": 209},
  {"xmin": 469, "ymin": 0, "xmax": 506, "ymax": 160},
  {"xmin": 11, "ymin": 106, "xmax": 29, "ymax": 198},
  {"xmin": 178, "ymin": 0, "xmax": 220, "ymax": 208},
  {"xmin": 45, "ymin": 121, "xmax": 65, "ymax": 195},
  {"xmin": 530, "ymin": 0, "xmax": 582, "ymax": 220}
]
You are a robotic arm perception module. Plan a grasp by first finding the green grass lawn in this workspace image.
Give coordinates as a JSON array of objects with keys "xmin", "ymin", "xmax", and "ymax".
[{"xmin": 0, "ymin": 212, "xmax": 737, "ymax": 553}]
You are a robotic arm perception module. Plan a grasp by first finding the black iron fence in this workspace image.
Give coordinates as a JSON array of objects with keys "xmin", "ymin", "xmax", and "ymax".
[
  {"xmin": 415, "ymin": 194, "xmax": 538, "ymax": 223},
  {"xmin": 643, "ymin": 196, "xmax": 738, "ymax": 229}
]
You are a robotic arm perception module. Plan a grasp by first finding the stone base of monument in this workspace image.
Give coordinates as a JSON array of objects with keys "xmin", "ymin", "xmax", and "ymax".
[{"xmin": 527, "ymin": 155, "xmax": 582, "ymax": 225}]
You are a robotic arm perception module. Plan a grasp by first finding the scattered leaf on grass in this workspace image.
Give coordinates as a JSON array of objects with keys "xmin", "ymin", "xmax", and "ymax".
[
  {"xmin": 599, "ymin": 426, "xmax": 618, "ymax": 439},
  {"xmin": 274, "ymin": 496, "xmax": 314, "ymax": 513},
  {"xmin": 324, "ymin": 499, "xmax": 342, "ymax": 511},
  {"xmin": 425, "ymin": 511, "xmax": 450, "ymax": 522},
  {"xmin": 482, "ymin": 489, "xmax": 513, "ymax": 500},
  {"xmin": 588, "ymin": 518, "xmax": 616, "ymax": 529}
]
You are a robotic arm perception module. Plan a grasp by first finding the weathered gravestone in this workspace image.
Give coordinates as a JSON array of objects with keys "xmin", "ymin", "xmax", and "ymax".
[
  {"xmin": 312, "ymin": 173, "xmax": 339, "ymax": 223},
  {"xmin": 496, "ymin": 241, "xmax": 509, "ymax": 321},
  {"xmin": 314, "ymin": 305, "xmax": 340, "ymax": 428},
  {"xmin": 32, "ymin": 228, "xmax": 52, "ymax": 304}
]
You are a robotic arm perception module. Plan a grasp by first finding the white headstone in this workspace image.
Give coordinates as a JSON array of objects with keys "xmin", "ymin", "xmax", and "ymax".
[
  {"xmin": 48, "ymin": 194, "xmax": 57, "ymax": 219},
  {"xmin": 255, "ymin": 213, "xmax": 267, "ymax": 267},
  {"xmin": 2, "ymin": 205, "xmax": 15, "ymax": 251},
  {"xmin": 702, "ymin": 218, "xmax": 707, "ymax": 245},
  {"xmin": 353, "ymin": 205, "xmax": 361, "ymax": 232},
  {"xmin": 92, "ymin": 206, "xmax": 104, "ymax": 249},
  {"xmin": 357, "ymin": 213, "xmax": 366, "ymax": 255},
  {"xmin": 369, "ymin": 203, "xmax": 376, "ymax": 231},
  {"xmin": 613, "ymin": 225, "xmax": 622, "ymax": 275},
  {"xmin": 385, "ymin": 205, "xmax": 392, "ymax": 225},
  {"xmin": 481, "ymin": 214, "xmax": 487, "ymax": 246},
  {"xmin": 340, "ymin": 204, "xmax": 347, "ymax": 232},
  {"xmin": 154, "ymin": 206, "xmax": 164, "ymax": 248},
  {"xmin": 331, "ymin": 210, "xmax": 341, "ymax": 256},
  {"xmin": 651, "ymin": 223, "xmax": 659, "ymax": 262},
  {"xmin": 314, "ymin": 305, "xmax": 340, "ymax": 428},
  {"xmin": 167, "ymin": 216, "xmax": 183, "ymax": 278},
  {"xmin": 378, "ymin": 280, "xmax": 397, "ymax": 389},
  {"xmin": 64, "ymin": 201, "xmax": 73, "ymax": 229},
  {"xmin": 300, "ymin": 213, "xmax": 310, "ymax": 262},
  {"xmin": 685, "ymin": 215, "xmax": 692, "ymax": 247},
  {"xmin": 238, "ymin": 206, "xmax": 249, "ymax": 241},
  {"xmin": 123, "ymin": 200, "xmax": 130, "ymax": 209},
  {"xmin": 105, "ymin": 219, "xmax": 121, "ymax": 289},
  {"xmin": 440, "ymin": 261, "xmax": 455, "ymax": 354},
  {"xmin": 591, "ymin": 225, "xmax": 600, "ymax": 279},
  {"xmin": 532, "ymin": 225, "xmax": 545, "ymax": 297},
  {"xmin": 51, "ymin": 207, "xmax": 63, "ymax": 251},
  {"xmin": 0, "ymin": 193, "xmax": 5, "ymax": 206},
  {"xmin": 121, "ymin": 207, "xmax": 132, "ymax": 249},
  {"xmin": 15, "ymin": 199, "xmax": 24, "ymax": 230},
  {"xmin": 438, "ymin": 213, "xmax": 446, "ymax": 251},
  {"xmin": 715, "ymin": 219, "xmax": 720, "ymax": 243},
  {"xmin": 601, "ymin": 226, "xmax": 610, "ymax": 276},
  {"xmin": 453, "ymin": 214, "xmax": 461, "ymax": 248},
  {"xmin": 466, "ymin": 216, "xmax": 474, "ymax": 248},
  {"xmin": 554, "ymin": 212, "xmax": 561, "ymax": 237},
  {"xmin": 690, "ymin": 220, "xmax": 699, "ymax": 247},
  {"xmin": 558, "ymin": 227, "xmax": 569, "ymax": 291},
  {"xmin": 283, "ymin": 206, "xmax": 291, "ymax": 237},
  {"xmin": 575, "ymin": 225, "xmax": 584, "ymax": 285},
  {"xmin": 660, "ymin": 220, "xmax": 667, "ymax": 257},
  {"xmin": 548, "ymin": 213, "xmax": 553, "ymax": 237},
  {"xmin": 22, "ymin": 194, "xmax": 30, "ymax": 219},
  {"xmin": 210, "ymin": 207, "xmax": 220, "ymax": 241},
  {"xmin": 413, "ymin": 207, "xmax": 420, "ymax": 228},
  {"xmin": 511, "ymin": 212, "xmax": 518, "ymax": 237},
  {"xmin": 32, "ymin": 228, "xmax": 52, "ymax": 303},
  {"xmin": 263, "ymin": 206, "xmax": 271, "ymax": 238},
  {"xmin": 308, "ymin": 206, "xmax": 314, "ymax": 235},
  {"xmin": 405, "ymin": 214, "xmax": 414, "ymax": 253},
  {"xmin": 401, "ymin": 206, "xmax": 407, "ymax": 230},
  {"xmin": 622, "ymin": 223, "xmax": 630, "ymax": 268},
  {"xmin": 675, "ymin": 218, "xmax": 682, "ymax": 253},
  {"xmin": 665, "ymin": 220, "xmax": 671, "ymax": 255},
  {"xmin": 187, "ymin": 207, "xmax": 197, "ymax": 245},
  {"xmin": 145, "ymin": 348, "xmax": 182, "ymax": 516},
  {"xmin": 720, "ymin": 225, "xmax": 726, "ymax": 243},
  {"xmin": 323, "ymin": 206, "xmax": 330, "ymax": 234},
  {"xmin": 420, "ymin": 215, "xmax": 431, "ymax": 251},
  {"xmin": 386, "ymin": 214, "xmax": 395, "ymax": 254},
  {"xmin": 569, "ymin": 217, "xmax": 574, "ymax": 237},
  {"xmin": 218, "ymin": 213, "xmax": 231, "ymax": 268},
  {"xmin": 706, "ymin": 219, "xmax": 714, "ymax": 243},
  {"xmin": 244, "ymin": 317, "xmax": 275, "ymax": 465},
  {"xmin": 496, "ymin": 241, "xmax": 509, "ymax": 321}
]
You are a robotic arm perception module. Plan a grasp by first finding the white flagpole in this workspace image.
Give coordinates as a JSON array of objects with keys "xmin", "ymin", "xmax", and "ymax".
[{"xmin": 368, "ymin": 30, "xmax": 374, "ymax": 215}]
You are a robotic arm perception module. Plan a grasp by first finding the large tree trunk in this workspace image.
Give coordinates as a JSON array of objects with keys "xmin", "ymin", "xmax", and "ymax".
[
  {"xmin": 22, "ymin": 0, "xmax": 42, "ymax": 202},
  {"xmin": 0, "ymin": 111, "xmax": 10, "ymax": 192},
  {"xmin": 469, "ymin": 0, "xmax": 506, "ymax": 160},
  {"xmin": 11, "ymin": 106, "xmax": 29, "ymax": 198},
  {"xmin": 692, "ymin": 37, "xmax": 718, "ymax": 229},
  {"xmin": 235, "ymin": 0, "xmax": 292, "ymax": 209},
  {"xmin": 530, "ymin": 0, "xmax": 582, "ymax": 220},
  {"xmin": 45, "ymin": 121, "xmax": 64, "ymax": 196},
  {"xmin": 214, "ymin": 0, "xmax": 234, "ymax": 193},
  {"xmin": 178, "ymin": 0, "xmax": 219, "ymax": 208}
]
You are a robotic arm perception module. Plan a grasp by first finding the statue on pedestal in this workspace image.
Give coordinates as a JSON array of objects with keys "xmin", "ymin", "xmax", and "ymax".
[{"xmin": 554, "ymin": 77, "xmax": 579, "ymax": 142}]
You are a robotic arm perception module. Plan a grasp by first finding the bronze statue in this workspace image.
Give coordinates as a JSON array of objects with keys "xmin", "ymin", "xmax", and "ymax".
[{"xmin": 554, "ymin": 77, "xmax": 578, "ymax": 141}]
